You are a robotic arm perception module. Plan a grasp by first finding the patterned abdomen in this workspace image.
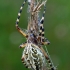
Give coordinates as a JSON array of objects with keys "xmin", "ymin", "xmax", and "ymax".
[{"xmin": 21, "ymin": 43, "xmax": 48, "ymax": 70}]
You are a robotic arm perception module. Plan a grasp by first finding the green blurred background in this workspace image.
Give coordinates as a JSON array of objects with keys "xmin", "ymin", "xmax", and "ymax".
[{"xmin": 0, "ymin": 0, "xmax": 70, "ymax": 70}]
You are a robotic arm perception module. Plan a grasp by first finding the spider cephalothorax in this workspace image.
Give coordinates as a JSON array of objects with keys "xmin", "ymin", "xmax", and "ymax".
[{"xmin": 16, "ymin": 0, "xmax": 56, "ymax": 70}]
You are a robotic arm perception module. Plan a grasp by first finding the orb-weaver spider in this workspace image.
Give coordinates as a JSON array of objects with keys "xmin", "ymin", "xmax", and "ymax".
[{"xmin": 16, "ymin": 0, "xmax": 56, "ymax": 70}]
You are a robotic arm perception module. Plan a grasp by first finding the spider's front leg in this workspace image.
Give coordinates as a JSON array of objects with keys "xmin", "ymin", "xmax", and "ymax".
[
  {"xmin": 32, "ymin": 0, "xmax": 47, "ymax": 15},
  {"xmin": 16, "ymin": 0, "xmax": 28, "ymax": 38},
  {"xmin": 16, "ymin": 25, "xmax": 28, "ymax": 38},
  {"xmin": 39, "ymin": 3, "xmax": 50, "ymax": 45}
]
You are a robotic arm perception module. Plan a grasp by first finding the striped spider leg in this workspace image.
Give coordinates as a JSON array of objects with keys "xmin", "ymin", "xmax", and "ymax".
[
  {"xmin": 38, "ymin": 3, "xmax": 56, "ymax": 70},
  {"xmin": 16, "ymin": 0, "xmax": 28, "ymax": 48},
  {"xmin": 16, "ymin": 0, "xmax": 28, "ymax": 38},
  {"xmin": 38, "ymin": 3, "xmax": 50, "ymax": 45}
]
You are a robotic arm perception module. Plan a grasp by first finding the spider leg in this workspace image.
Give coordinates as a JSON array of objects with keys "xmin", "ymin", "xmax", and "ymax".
[
  {"xmin": 39, "ymin": 4, "xmax": 50, "ymax": 45},
  {"xmin": 40, "ymin": 47, "xmax": 48, "ymax": 58},
  {"xmin": 21, "ymin": 56, "xmax": 25, "ymax": 63},
  {"xmin": 40, "ymin": 47, "xmax": 56, "ymax": 70},
  {"xmin": 19, "ymin": 42, "xmax": 27, "ymax": 48},
  {"xmin": 37, "ymin": 0, "xmax": 47, "ymax": 11},
  {"xmin": 21, "ymin": 55, "xmax": 28, "ymax": 68},
  {"xmin": 32, "ymin": 0, "xmax": 47, "ymax": 15},
  {"xmin": 33, "ymin": 0, "xmax": 41, "ymax": 12},
  {"xmin": 39, "ymin": 3, "xmax": 46, "ymax": 38},
  {"xmin": 16, "ymin": 0, "xmax": 27, "ymax": 25},
  {"xmin": 16, "ymin": 0, "xmax": 28, "ymax": 38},
  {"xmin": 42, "ymin": 38, "xmax": 50, "ymax": 45},
  {"xmin": 16, "ymin": 26, "xmax": 28, "ymax": 37}
]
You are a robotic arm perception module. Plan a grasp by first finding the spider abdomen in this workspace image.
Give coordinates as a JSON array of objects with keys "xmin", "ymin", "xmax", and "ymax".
[{"xmin": 21, "ymin": 43, "xmax": 47, "ymax": 70}]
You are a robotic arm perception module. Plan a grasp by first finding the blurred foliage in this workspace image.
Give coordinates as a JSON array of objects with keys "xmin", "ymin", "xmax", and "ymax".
[{"xmin": 0, "ymin": 0, "xmax": 70, "ymax": 70}]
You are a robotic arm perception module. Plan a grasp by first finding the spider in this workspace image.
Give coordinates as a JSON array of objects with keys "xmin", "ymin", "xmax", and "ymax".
[{"xmin": 16, "ymin": 0, "xmax": 56, "ymax": 70}]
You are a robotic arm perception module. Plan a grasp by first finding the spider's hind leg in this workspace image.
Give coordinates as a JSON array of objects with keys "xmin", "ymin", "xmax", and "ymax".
[
  {"xmin": 39, "ymin": 4, "xmax": 50, "ymax": 45},
  {"xmin": 16, "ymin": 0, "xmax": 28, "ymax": 38},
  {"xmin": 21, "ymin": 55, "xmax": 28, "ymax": 68},
  {"xmin": 40, "ymin": 47, "xmax": 56, "ymax": 70}
]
